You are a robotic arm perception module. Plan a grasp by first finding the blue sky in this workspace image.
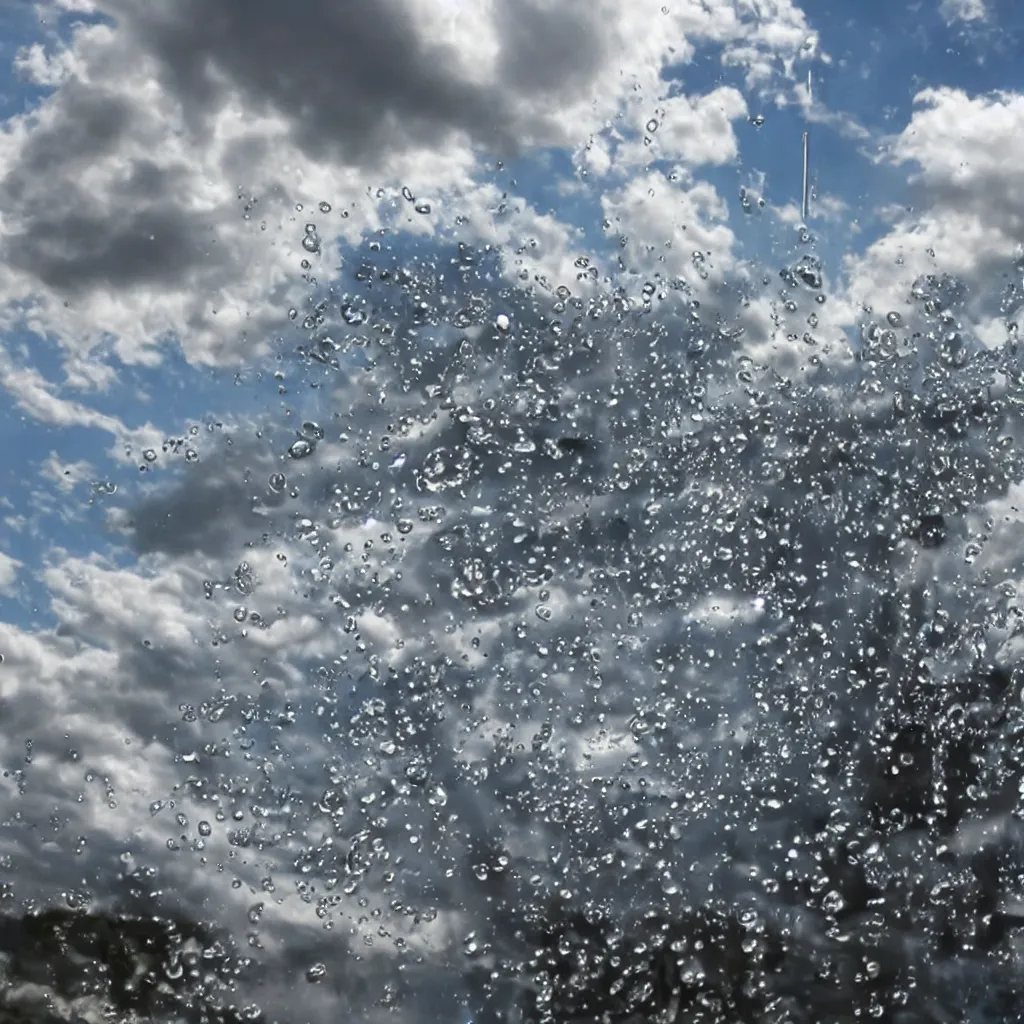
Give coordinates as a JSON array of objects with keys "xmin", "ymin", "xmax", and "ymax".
[{"xmin": 4, "ymin": 2, "xmax": 1024, "ymax": 1021}]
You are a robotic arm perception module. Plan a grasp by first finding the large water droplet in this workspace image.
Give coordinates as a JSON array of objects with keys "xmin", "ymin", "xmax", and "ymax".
[
  {"xmin": 822, "ymin": 890, "xmax": 846, "ymax": 915},
  {"xmin": 796, "ymin": 255, "xmax": 823, "ymax": 290},
  {"xmin": 341, "ymin": 303, "xmax": 368, "ymax": 325}
]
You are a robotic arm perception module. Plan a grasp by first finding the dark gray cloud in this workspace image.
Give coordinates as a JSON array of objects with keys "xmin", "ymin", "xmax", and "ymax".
[
  {"xmin": 494, "ymin": 0, "xmax": 609, "ymax": 96},
  {"xmin": 4, "ymin": 201, "xmax": 204, "ymax": 291},
  {"xmin": 7, "ymin": 83, "xmax": 133, "ymax": 177},
  {"xmin": 129, "ymin": 445, "xmax": 271, "ymax": 556},
  {"xmin": 0, "ymin": 0, "xmax": 631, "ymax": 309},
  {"xmin": 0, "ymin": 77, "xmax": 208, "ymax": 293},
  {"xmin": 100, "ymin": 0, "xmax": 621, "ymax": 163}
]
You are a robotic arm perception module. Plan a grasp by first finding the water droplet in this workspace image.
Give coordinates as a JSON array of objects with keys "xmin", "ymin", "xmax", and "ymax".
[
  {"xmin": 427, "ymin": 783, "xmax": 448, "ymax": 807},
  {"xmin": 795, "ymin": 255, "xmax": 823, "ymax": 290},
  {"xmin": 341, "ymin": 303, "xmax": 368, "ymax": 325},
  {"xmin": 822, "ymin": 890, "xmax": 846, "ymax": 914},
  {"xmin": 318, "ymin": 201, "xmax": 332, "ymax": 213},
  {"xmin": 346, "ymin": 833, "xmax": 374, "ymax": 876},
  {"xmin": 306, "ymin": 962, "xmax": 327, "ymax": 983},
  {"xmin": 289, "ymin": 439, "xmax": 314, "ymax": 459},
  {"xmin": 495, "ymin": 314, "xmax": 510, "ymax": 332},
  {"xmin": 939, "ymin": 331, "xmax": 968, "ymax": 368},
  {"xmin": 750, "ymin": 113, "xmax": 765, "ymax": 126},
  {"xmin": 300, "ymin": 420, "xmax": 325, "ymax": 441},
  {"xmin": 269, "ymin": 472, "xmax": 286, "ymax": 492},
  {"xmin": 414, "ymin": 201, "xmax": 432, "ymax": 215},
  {"xmin": 143, "ymin": 449, "xmax": 157, "ymax": 463}
]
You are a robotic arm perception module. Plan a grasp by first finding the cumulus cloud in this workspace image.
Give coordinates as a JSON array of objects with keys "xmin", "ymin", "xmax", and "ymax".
[
  {"xmin": 613, "ymin": 86, "xmax": 750, "ymax": 169},
  {"xmin": 601, "ymin": 169, "xmax": 738, "ymax": 290},
  {"xmin": 940, "ymin": 0, "xmax": 988, "ymax": 23},
  {"xmin": 0, "ymin": 0, "xmax": 817, "ymax": 381},
  {"xmin": 842, "ymin": 87, "xmax": 1024, "ymax": 329}
]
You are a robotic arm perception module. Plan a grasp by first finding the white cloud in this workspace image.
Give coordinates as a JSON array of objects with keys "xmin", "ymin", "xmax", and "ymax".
[
  {"xmin": 0, "ymin": 350, "xmax": 165, "ymax": 459},
  {"xmin": 774, "ymin": 191, "xmax": 852, "ymax": 226},
  {"xmin": 13, "ymin": 41, "xmax": 79, "ymax": 86},
  {"xmin": 601, "ymin": 168, "xmax": 737, "ymax": 289},
  {"xmin": 42, "ymin": 452, "xmax": 97, "ymax": 490},
  {"xmin": 940, "ymin": 0, "xmax": 987, "ymax": 22},
  {"xmin": 614, "ymin": 86, "xmax": 749, "ymax": 170},
  {"xmin": 842, "ymin": 87, "xmax": 1024, "ymax": 323},
  {"xmin": 0, "ymin": 550, "xmax": 20, "ymax": 593}
]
